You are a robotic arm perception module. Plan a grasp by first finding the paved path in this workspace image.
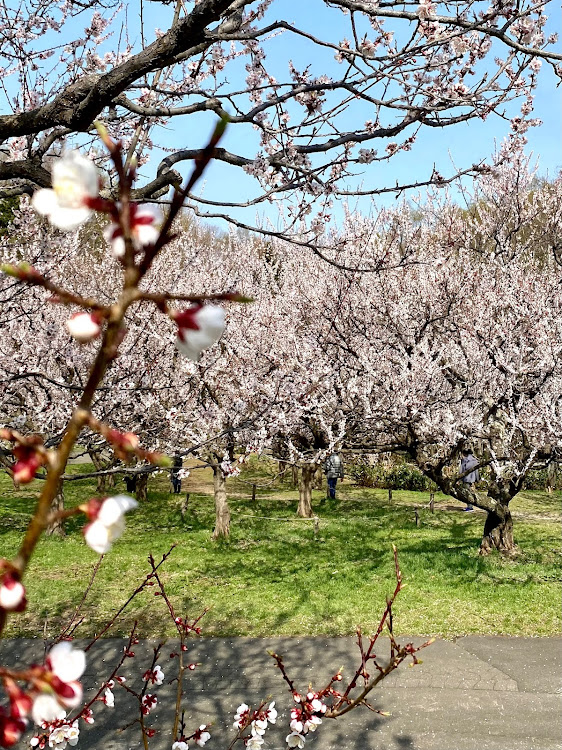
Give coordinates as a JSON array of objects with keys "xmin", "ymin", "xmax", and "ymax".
[{"xmin": 2, "ymin": 636, "xmax": 561, "ymax": 750}]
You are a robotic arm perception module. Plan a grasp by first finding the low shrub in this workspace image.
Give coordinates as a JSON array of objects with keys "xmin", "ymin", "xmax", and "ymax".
[{"xmin": 348, "ymin": 459, "xmax": 437, "ymax": 492}]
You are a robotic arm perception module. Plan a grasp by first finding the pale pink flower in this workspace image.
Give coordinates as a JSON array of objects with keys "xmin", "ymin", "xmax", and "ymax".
[
  {"xmin": 266, "ymin": 701, "xmax": 277, "ymax": 724},
  {"xmin": 65, "ymin": 312, "xmax": 101, "ymax": 343},
  {"xmin": 103, "ymin": 688, "xmax": 114, "ymax": 707},
  {"xmin": 174, "ymin": 305, "xmax": 226, "ymax": 361},
  {"xmin": 32, "ymin": 151, "xmax": 99, "ymax": 230}
]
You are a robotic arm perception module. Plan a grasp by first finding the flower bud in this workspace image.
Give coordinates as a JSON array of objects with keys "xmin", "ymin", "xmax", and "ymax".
[
  {"xmin": 0, "ymin": 573, "xmax": 27, "ymax": 612},
  {"xmin": 12, "ymin": 455, "xmax": 41, "ymax": 484},
  {"xmin": 0, "ymin": 711, "xmax": 26, "ymax": 748},
  {"xmin": 66, "ymin": 312, "xmax": 101, "ymax": 343}
]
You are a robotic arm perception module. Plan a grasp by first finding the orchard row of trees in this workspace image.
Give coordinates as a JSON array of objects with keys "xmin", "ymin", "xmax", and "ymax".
[{"xmin": 2, "ymin": 151, "xmax": 561, "ymax": 554}]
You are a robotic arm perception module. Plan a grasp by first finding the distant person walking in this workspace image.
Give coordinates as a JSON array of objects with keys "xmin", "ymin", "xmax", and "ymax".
[
  {"xmin": 460, "ymin": 448, "xmax": 480, "ymax": 512},
  {"xmin": 324, "ymin": 452, "xmax": 344, "ymax": 500},
  {"xmin": 171, "ymin": 453, "xmax": 182, "ymax": 494}
]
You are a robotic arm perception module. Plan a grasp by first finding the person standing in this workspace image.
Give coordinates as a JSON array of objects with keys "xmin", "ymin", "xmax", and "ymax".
[
  {"xmin": 460, "ymin": 448, "xmax": 480, "ymax": 511},
  {"xmin": 171, "ymin": 453, "xmax": 182, "ymax": 494},
  {"xmin": 324, "ymin": 451, "xmax": 344, "ymax": 500}
]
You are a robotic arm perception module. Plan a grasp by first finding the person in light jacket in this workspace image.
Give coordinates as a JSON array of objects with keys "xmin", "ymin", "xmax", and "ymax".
[
  {"xmin": 460, "ymin": 448, "xmax": 480, "ymax": 512},
  {"xmin": 324, "ymin": 452, "xmax": 344, "ymax": 500}
]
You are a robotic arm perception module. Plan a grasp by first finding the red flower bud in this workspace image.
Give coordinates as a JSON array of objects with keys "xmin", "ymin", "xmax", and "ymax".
[{"xmin": 12, "ymin": 454, "xmax": 41, "ymax": 484}]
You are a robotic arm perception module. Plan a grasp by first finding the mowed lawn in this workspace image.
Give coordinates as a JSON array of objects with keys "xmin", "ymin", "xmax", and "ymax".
[{"xmin": 1, "ymin": 460, "xmax": 560, "ymax": 639}]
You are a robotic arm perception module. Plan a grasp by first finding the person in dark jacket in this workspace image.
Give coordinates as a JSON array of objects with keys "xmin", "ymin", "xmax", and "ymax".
[
  {"xmin": 460, "ymin": 449, "xmax": 480, "ymax": 511},
  {"xmin": 171, "ymin": 453, "xmax": 182, "ymax": 494},
  {"xmin": 324, "ymin": 452, "xmax": 344, "ymax": 500}
]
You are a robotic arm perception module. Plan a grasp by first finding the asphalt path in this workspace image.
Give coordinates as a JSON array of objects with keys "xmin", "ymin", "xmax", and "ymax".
[{"xmin": 1, "ymin": 636, "xmax": 561, "ymax": 750}]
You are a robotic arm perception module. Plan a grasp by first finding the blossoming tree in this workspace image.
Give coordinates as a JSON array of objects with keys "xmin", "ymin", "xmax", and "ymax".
[{"xmin": 314, "ymin": 153, "xmax": 562, "ymax": 554}]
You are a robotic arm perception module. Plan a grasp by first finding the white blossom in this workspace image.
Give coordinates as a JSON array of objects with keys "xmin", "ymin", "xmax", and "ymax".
[{"xmin": 32, "ymin": 151, "xmax": 99, "ymax": 230}]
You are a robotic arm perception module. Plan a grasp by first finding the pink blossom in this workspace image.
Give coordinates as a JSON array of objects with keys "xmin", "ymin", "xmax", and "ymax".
[{"xmin": 31, "ymin": 151, "xmax": 99, "ymax": 231}]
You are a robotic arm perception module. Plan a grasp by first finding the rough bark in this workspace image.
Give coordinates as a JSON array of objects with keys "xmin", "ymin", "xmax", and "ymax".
[
  {"xmin": 89, "ymin": 449, "xmax": 107, "ymax": 492},
  {"xmin": 479, "ymin": 504, "xmax": 516, "ymax": 556},
  {"xmin": 135, "ymin": 473, "xmax": 148, "ymax": 503},
  {"xmin": 298, "ymin": 465, "xmax": 314, "ymax": 518},
  {"xmin": 291, "ymin": 464, "xmax": 299, "ymax": 488},
  {"xmin": 45, "ymin": 481, "xmax": 65, "ymax": 537},
  {"xmin": 212, "ymin": 467, "xmax": 230, "ymax": 539},
  {"xmin": 314, "ymin": 464, "xmax": 324, "ymax": 490}
]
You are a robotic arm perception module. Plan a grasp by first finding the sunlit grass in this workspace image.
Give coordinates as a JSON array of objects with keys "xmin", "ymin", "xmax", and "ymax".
[{"xmin": 1, "ymin": 459, "xmax": 560, "ymax": 639}]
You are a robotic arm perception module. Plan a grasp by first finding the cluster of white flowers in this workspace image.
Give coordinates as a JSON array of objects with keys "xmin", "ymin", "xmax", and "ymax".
[
  {"xmin": 35, "ymin": 720, "xmax": 80, "ymax": 749},
  {"xmin": 286, "ymin": 692, "xmax": 327, "ymax": 748},
  {"xmin": 233, "ymin": 702, "xmax": 277, "ymax": 748}
]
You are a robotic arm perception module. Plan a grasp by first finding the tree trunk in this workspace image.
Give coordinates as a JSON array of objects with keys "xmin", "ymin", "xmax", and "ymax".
[
  {"xmin": 291, "ymin": 464, "xmax": 299, "ymax": 488},
  {"xmin": 46, "ymin": 481, "xmax": 65, "ymax": 537},
  {"xmin": 314, "ymin": 464, "xmax": 323, "ymax": 490},
  {"xmin": 89, "ymin": 449, "xmax": 107, "ymax": 492},
  {"xmin": 278, "ymin": 460, "xmax": 287, "ymax": 482},
  {"xmin": 135, "ymin": 473, "xmax": 148, "ymax": 503},
  {"xmin": 479, "ymin": 505, "xmax": 516, "ymax": 555},
  {"xmin": 298, "ymin": 465, "xmax": 314, "ymax": 518},
  {"xmin": 212, "ymin": 467, "xmax": 230, "ymax": 539}
]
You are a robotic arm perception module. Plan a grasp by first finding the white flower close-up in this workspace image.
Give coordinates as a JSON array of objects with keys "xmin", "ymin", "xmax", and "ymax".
[
  {"xmin": 47, "ymin": 642, "xmax": 86, "ymax": 685},
  {"xmin": 31, "ymin": 694, "xmax": 66, "ymax": 726},
  {"xmin": 65, "ymin": 312, "xmax": 101, "ymax": 343},
  {"xmin": 175, "ymin": 305, "xmax": 226, "ymax": 361},
  {"xmin": 83, "ymin": 495, "xmax": 138, "ymax": 554},
  {"xmin": 32, "ymin": 151, "xmax": 99, "ymax": 230},
  {"xmin": 0, "ymin": 574, "xmax": 26, "ymax": 611},
  {"xmin": 286, "ymin": 731, "xmax": 306, "ymax": 749}
]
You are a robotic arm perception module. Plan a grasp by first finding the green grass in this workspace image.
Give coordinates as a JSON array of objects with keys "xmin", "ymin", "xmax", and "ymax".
[{"xmin": 1, "ymin": 460, "xmax": 560, "ymax": 639}]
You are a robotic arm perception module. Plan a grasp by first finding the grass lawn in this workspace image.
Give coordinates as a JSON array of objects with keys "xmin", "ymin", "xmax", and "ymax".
[{"xmin": 1, "ymin": 459, "xmax": 560, "ymax": 639}]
